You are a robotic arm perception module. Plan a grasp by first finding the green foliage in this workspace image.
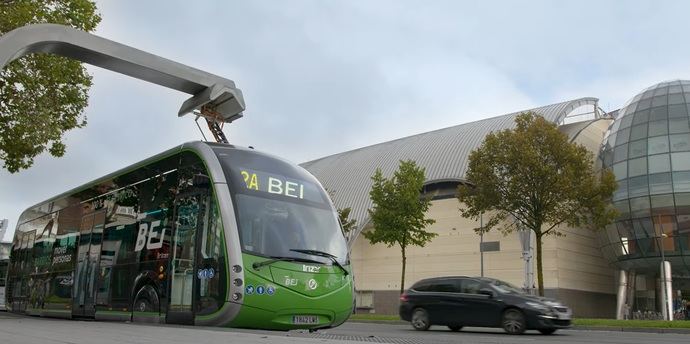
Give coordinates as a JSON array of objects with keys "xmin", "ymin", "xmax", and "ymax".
[
  {"xmin": 457, "ymin": 112, "xmax": 617, "ymax": 295},
  {"xmin": 338, "ymin": 207, "xmax": 357, "ymax": 235},
  {"xmin": 0, "ymin": 0, "xmax": 101, "ymax": 172},
  {"xmin": 365, "ymin": 160, "xmax": 437, "ymax": 293},
  {"xmin": 325, "ymin": 188, "xmax": 358, "ymax": 236}
]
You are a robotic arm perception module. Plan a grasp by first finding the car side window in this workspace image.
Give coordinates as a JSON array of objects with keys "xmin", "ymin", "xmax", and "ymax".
[
  {"xmin": 461, "ymin": 279, "xmax": 482, "ymax": 294},
  {"xmin": 430, "ymin": 281, "xmax": 456, "ymax": 293},
  {"xmin": 412, "ymin": 281, "xmax": 431, "ymax": 292}
]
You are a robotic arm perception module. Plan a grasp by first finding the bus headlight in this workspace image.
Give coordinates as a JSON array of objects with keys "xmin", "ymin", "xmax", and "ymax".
[
  {"xmin": 233, "ymin": 278, "xmax": 243, "ymax": 286},
  {"xmin": 232, "ymin": 265, "xmax": 242, "ymax": 273},
  {"xmin": 232, "ymin": 293, "xmax": 242, "ymax": 301}
]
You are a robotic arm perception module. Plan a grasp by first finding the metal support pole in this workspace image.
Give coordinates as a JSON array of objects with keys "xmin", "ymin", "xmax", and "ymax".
[
  {"xmin": 519, "ymin": 224, "xmax": 533, "ymax": 294},
  {"xmin": 661, "ymin": 258, "xmax": 673, "ymax": 321},
  {"xmin": 658, "ymin": 216, "xmax": 672, "ymax": 321},
  {"xmin": 616, "ymin": 270, "xmax": 628, "ymax": 320},
  {"xmin": 480, "ymin": 213, "xmax": 484, "ymax": 277}
]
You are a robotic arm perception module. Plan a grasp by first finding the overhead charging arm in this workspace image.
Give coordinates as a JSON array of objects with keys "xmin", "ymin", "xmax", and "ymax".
[{"xmin": 0, "ymin": 23, "xmax": 245, "ymax": 123}]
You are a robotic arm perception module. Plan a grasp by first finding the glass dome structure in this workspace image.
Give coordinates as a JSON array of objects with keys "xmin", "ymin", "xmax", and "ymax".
[{"xmin": 599, "ymin": 80, "xmax": 690, "ymax": 274}]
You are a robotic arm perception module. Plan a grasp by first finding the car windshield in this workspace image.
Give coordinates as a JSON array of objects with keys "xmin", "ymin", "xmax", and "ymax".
[{"xmin": 488, "ymin": 279, "xmax": 524, "ymax": 294}]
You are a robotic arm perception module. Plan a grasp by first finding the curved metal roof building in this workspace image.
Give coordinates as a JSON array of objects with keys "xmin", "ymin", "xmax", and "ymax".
[{"xmin": 301, "ymin": 97, "xmax": 606, "ymax": 243}]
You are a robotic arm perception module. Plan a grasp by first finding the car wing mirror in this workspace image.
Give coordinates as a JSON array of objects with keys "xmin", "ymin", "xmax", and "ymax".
[{"xmin": 478, "ymin": 288, "xmax": 495, "ymax": 298}]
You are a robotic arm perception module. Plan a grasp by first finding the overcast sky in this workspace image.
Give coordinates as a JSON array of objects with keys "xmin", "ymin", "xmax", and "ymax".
[{"xmin": 2, "ymin": 0, "xmax": 690, "ymax": 240}]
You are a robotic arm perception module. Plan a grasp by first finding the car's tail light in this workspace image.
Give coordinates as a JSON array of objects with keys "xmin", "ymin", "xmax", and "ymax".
[{"xmin": 399, "ymin": 293, "xmax": 409, "ymax": 302}]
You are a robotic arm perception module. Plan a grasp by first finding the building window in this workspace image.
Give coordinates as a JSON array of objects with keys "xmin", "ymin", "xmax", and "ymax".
[
  {"xmin": 649, "ymin": 173, "xmax": 672, "ymax": 195},
  {"xmin": 355, "ymin": 291, "xmax": 374, "ymax": 309},
  {"xmin": 628, "ymin": 157, "xmax": 647, "ymax": 178},
  {"xmin": 613, "ymin": 161, "xmax": 628, "ymax": 180},
  {"xmin": 422, "ymin": 181, "xmax": 461, "ymax": 200},
  {"xmin": 629, "ymin": 139, "xmax": 647, "ymax": 159},
  {"xmin": 648, "ymin": 120, "xmax": 668, "ymax": 137},
  {"xmin": 630, "ymin": 124, "xmax": 648, "ymax": 141},
  {"xmin": 648, "ymin": 136, "xmax": 670, "ymax": 155},
  {"xmin": 670, "ymin": 134, "xmax": 690, "ymax": 152},
  {"xmin": 671, "ymin": 152, "xmax": 690, "ymax": 171}
]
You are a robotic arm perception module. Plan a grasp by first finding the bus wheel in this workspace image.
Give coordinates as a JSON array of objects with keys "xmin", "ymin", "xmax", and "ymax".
[{"xmin": 134, "ymin": 285, "xmax": 159, "ymax": 313}]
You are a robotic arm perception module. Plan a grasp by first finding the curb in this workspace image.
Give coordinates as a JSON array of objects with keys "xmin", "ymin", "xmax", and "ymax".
[{"xmin": 347, "ymin": 319, "xmax": 690, "ymax": 334}]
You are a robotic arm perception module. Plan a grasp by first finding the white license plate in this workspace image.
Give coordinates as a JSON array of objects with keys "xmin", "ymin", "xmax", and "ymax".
[{"xmin": 292, "ymin": 315, "xmax": 319, "ymax": 324}]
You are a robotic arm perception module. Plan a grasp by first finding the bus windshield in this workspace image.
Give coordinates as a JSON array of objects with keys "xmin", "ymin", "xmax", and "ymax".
[{"xmin": 214, "ymin": 148, "xmax": 348, "ymax": 265}]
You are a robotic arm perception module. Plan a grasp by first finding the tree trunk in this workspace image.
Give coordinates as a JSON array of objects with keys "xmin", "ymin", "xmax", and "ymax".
[
  {"xmin": 536, "ymin": 233, "xmax": 544, "ymax": 296},
  {"xmin": 400, "ymin": 245, "xmax": 407, "ymax": 295}
]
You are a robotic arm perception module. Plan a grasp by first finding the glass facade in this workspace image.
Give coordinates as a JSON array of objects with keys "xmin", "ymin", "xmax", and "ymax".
[{"xmin": 599, "ymin": 80, "xmax": 690, "ymax": 275}]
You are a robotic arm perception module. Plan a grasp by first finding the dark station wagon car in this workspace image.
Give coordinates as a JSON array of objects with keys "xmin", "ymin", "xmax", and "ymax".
[{"xmin": 399, "ymin": 276, "xmax": 572, "ymax": 335}]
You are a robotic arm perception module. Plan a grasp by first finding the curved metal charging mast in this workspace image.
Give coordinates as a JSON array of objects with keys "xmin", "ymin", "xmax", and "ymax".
[{"xmin": 0, "ymin": 23, "xmax": 245, "ymax": 141}]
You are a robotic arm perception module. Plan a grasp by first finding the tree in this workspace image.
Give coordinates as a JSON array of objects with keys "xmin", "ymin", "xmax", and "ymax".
[
  {"xmin": 0, "ymin": 0, "xmax": 101, "ymax": 173},
  {"xmin": 457, "ymin": 112, "xmax": 617, "ymax": 296},
  {"xmin": 364, "ymin": 160, "xmax": 437, "ymax": 295},
  {"xmin": 338, "ymin": 207, "xmax": 357, "ymax": 236},
  {"xmin": 325, "ymin": 188, "xmax": 358, "ymax": 236}
]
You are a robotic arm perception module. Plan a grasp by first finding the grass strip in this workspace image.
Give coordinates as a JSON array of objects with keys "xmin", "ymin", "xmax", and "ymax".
[
  {"xmin": 350, "ymin": 314, "xmax": 401, "ymax": 321},
  {"xmin": 574, "ymin": 318, "xmax": 690, "ymax": 329}
]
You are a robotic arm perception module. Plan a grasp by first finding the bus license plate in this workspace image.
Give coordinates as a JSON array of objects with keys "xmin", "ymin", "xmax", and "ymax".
[{"xmin": 292, "ymin": 315, "xmax": 318, "ymax": 324}]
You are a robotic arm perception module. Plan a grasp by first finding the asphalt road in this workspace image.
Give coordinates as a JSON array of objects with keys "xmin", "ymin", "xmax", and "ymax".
[
  {"xmin": 0, "ymin": 312, "xmax": 689, "ymax": 344},
  {"xmin": 308, "ymin": 321, "xmax": 690, "ymax": 344}
]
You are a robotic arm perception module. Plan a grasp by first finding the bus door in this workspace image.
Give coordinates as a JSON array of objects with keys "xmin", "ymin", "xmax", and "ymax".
[
  {"xmin": 167, "ymin": 192, "xmax": 208, "ymax": 325},
  {"xmin": 72, "ymin": 210, "xmax": 105, "ymax": 317}
]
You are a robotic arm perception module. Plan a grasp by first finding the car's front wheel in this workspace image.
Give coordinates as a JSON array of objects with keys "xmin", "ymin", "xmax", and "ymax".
[
  {"xmin": 448, "ymin": 325, "xmax": 463, "ymax": 332},
  {"xmin": 539, "ymin": 328, "xmax": 557, "ymax": 335},
  {"xmin": 501, "ymin": 309, "xmax": 526, "ymax": 335},
  {"xmin": 411, "ymin": 308, "xmax": 431, "ymax": 331}
]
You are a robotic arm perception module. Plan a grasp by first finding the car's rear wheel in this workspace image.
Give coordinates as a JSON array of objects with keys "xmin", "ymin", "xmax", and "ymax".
[
  {"xmin": 411, "ymin": 308, "xmax": 431, "ymax": 331},
  {"xmin": 448, "ymin": 325, "xmax": 463, "ymax": 332},
  {"xmin": 502, "ymin": 309, "xmax": 526, "ymax": 335},
  {"xmin": 539, "ymin": 328, "xmax": 557, "ymax": 335}
]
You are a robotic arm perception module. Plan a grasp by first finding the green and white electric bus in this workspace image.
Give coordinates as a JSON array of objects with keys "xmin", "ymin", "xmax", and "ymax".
[{"xmin": 5, "ymin": 142, "xmax": 353, "ymax": 329}]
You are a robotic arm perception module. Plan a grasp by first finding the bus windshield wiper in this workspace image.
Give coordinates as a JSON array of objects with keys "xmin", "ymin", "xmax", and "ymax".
[
  {"xmin": 290, "ymin": 249, "xmax": 349, "ymax": 276},
  {"xmin": 252, "ymin": 256, "xmax": 321, "ymax": 270}
]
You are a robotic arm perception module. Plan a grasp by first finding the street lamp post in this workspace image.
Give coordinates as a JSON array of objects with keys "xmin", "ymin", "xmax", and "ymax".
[
  {"xmin": 480, "ymin": 213, "xmax": 484, "ymax": 277},
  {"xmin": 657, "ymin": 218, "xmax": 672, "ymax": 321}
]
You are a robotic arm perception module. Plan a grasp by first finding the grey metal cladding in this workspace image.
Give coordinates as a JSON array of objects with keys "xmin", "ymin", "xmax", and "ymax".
[{"xmin": 300, "ymin": 98, "xmax": 599, "ymax": 243}]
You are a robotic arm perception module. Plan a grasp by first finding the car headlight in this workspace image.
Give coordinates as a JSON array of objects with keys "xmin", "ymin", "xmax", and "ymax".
[{"xmin": 525, "ymin": 301, "xmax": 551, "ymax": 312}]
